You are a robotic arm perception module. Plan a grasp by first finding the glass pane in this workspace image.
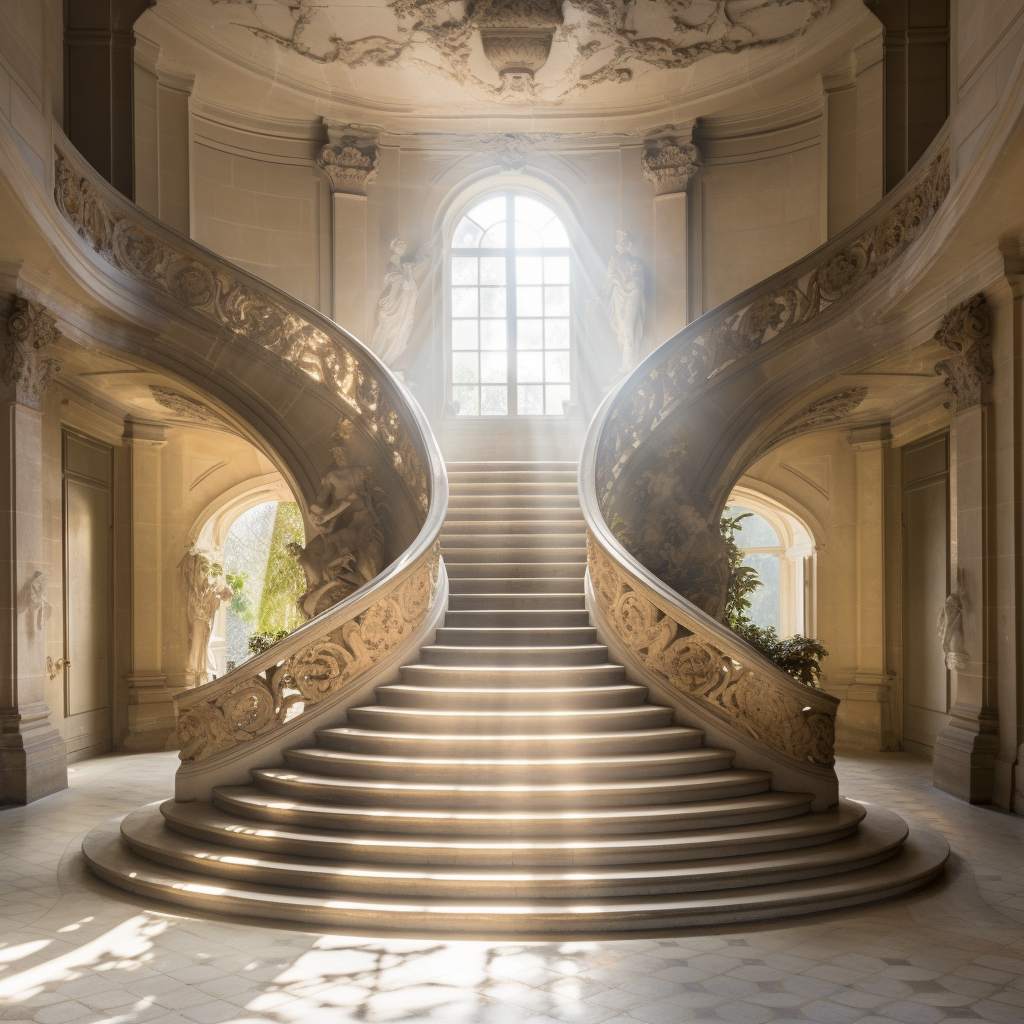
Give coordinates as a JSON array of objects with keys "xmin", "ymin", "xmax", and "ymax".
[
  {"xmin": 451, "ymin": 257, "xmax": 478, "ymax": 285},
  {"xmin": 452, "ymin": 353, "xmax": 478, "ymax": 383},
  {"xmin": 729, "ymin": 506, "xmax": 780, "ymax": 547},
  {"xmin": 517, "ymin": 384, "xmax": 543, "ymax": 415},
  {"xmin": 480, "ymin": 256, "xmax": 505, "ymax": 285},
  {"xmin": 744, "ymin": 553, "xmax": 782, "ymax": 631},
  {"xmin": 518, "ymin": 351, "xmax": 543, "ymax": 383},
  {"xmin": 480, "ymin": 287, "xmax": 506, "ymax": 317},
  {"xmin": 453, "ymin": 385, "xmax": 478, "ymax": 416},
  {"xmin": 516, "ymin": 195, "xmax": 552, "ymax": 230},
  {"xmin": 517, "ymin": 287, "xmax": 543, "ymax": 317},
  {"xmin": 541, "ymin": 220, "xmax": 569, "ymax": 247},
  {"xmin": 545, "ymin": 350, "xmax": 569, "ymax": 382},
  {"xmin": 544, "ymin": 256, "xmax": 569, "ymax": 283},
  {"xmin": 481, "ymin": 385, "xmax": 508, "ymax": 416},
  {"xmin": 481, "ymin": 320, "xmax": 507, "ymax": 349},
  {"xmin": 545, "ymin": 384, "xmax": 570, "ymax": 414},
  {"xmin": 452, "ymin": 218, "xmax": 483, "ymax": 247},
  {"xmin": 514, "ymin": 222, "xmax": 543, "ymax": 249},
  {"xmin": 480, "ymin": 351, "xmax": 507, "ymax": 383},
  {"xmin": 452, "ymin": 287, "xmax": 478, "ymax": 317},
  {"xmin": 452, "ymin": 321, "xmax": 478, "ymax": 349},
  {"xmin": 518, "ymin": 320, "xmax": 543, "ymax": 349},
  {"xmin": 468, "ymin": 195, "xmax": 506, "ymax": 230},
  {"xmin": 516, "ymin": 256, "xmax": 543, "ymax": 284},
  {"xmin": 545, "ymin": 286, "xmax": 570, "ymax": 317},
  {"xmin": 545, "ymin": 319, "xmax": 569, "ymax": 348},
  {"xmin": 480, "ymin": 223, "xmax": 507, "ymax": 248}
]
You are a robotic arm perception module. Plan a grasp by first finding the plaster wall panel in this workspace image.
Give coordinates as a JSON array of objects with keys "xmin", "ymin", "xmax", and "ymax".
[
  {"xmin": 133, "ymin": 62, "xmax": 159, "ymax": 218},
  {"xmin": 157, "ymin": 84, "xmax": 191, "ymax": 236}
]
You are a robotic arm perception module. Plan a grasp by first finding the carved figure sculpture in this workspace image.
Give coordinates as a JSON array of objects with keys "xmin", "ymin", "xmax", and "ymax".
[
  {"xmin": 602, "ymin": 230, "xmax": 646, "ymax": 375},
  {"xmin": 291, "ymin": 442, "xmax": 385, "ymax": 619},
  {"xmin": 937, "ymin": 575, "xmax": 967, "ymax": 672},
  {"xmin": 370, "ymin": 238, "xmax": 432, "ymax": 367},
  {"xmin": 181, "ymin": 548, "xmax": 233, "ymax": 687},
  {"xmin": 28, "ymin": 570, "xmax": 51, "ymax": 630}
]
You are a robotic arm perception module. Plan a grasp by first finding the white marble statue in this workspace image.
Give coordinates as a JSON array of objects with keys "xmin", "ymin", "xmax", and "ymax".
[
  {"xmin": 370, "ymin": 237, "xmax": 432, "ymax": 367},
  {"xmin": 936, "ymin": 573, "xmax": 967, "ymax": 672},
  {"xmin": 180, "ymin": 547, "xmax": 233, "ymax": 687},
  {"xmin": 602, "ymin": 229, "xmax": 646, "ymax": 375}
]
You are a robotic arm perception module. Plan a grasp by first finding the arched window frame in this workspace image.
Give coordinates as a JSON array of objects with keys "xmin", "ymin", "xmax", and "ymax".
[
  {"xmin": 727, "ymin": 486, "xmax": 817, "ymax": 638},
  {"xmin": 446, "ymin": 189, "xmax": 576, "ymax": 418}
]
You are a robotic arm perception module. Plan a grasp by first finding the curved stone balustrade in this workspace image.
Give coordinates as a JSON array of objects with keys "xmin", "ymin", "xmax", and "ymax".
[
  {"xmin": 581, "ymin": 131, "xmax": 952, "ymax": 806},
  {"xmin": 44, "ymin": 137, "xmax": 449, "ymax": 792}
]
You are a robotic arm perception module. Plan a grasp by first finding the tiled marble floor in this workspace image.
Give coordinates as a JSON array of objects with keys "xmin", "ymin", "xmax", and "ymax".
[{"xmin": 1, "ymin": 751, "xmax": 1023, "ymax": 1024}]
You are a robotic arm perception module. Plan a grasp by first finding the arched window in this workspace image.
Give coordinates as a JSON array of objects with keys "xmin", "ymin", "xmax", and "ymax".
[
  {"xmin": 451, "ymin": 192, "xmax": 571, "ymax": 416},
  {"xmin": 726, "ymin": 491, "xmax": 816, "ymax": 637}
]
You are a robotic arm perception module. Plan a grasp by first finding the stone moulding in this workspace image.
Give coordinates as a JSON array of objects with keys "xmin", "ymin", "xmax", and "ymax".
[
  {"xmin": 595, "ymin": 137, "xmax": 951, "ymax": 507},
  {"xmin": 52, "ymin": 145, "xmax": 429, "ymax": 517},
  {"xmin": 933, "ymin": 293, "xmax": 992, "ymax": 411},
  {"xmin": 175, "ymin": 542, "xmax": 440, "ymax": 765},
  {"xmin": 587, "ymin": 535, "xmax": 837, "ymax": 769}
]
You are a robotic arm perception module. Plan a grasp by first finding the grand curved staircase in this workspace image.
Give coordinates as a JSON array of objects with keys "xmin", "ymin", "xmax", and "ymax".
[{"xmin": 84, "ymin": 464, "xmax": 946, "ymax": 934}]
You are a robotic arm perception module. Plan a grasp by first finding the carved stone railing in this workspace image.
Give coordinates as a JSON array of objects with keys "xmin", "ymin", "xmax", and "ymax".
[
  {"xmin": 48, "ymin": 137, "xmax": 448, "ymax": 782},
  {"xmin": 581, "ymin": 130, "xmax": 952, "ymax": 808}
]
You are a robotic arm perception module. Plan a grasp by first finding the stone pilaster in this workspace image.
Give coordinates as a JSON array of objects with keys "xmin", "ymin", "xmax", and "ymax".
[
  {"xmin": 932, "ymin": 295, "xmax": 999, "ymax": 802},
  {"xmin": 642, "ymin": 125, "xmax": 700, "ymax": 340},
  {"xmin": 0, "ymin": 298, "xmax": 67, "ymax": 804}
]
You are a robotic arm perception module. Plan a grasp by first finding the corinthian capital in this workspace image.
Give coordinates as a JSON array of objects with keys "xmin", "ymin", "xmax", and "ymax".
[
  {"xmin": 3, "ymin": 298, "xmax": 62, "ymax": 410},
  {"xmin": 641, "ymin": 132, "xmax": 702, "ymax": 196},
  {"xmin": 933, "ymin": 294, "xmax": 992, "ymax": 411},
  {"xmin": 317, "ymin": 136, "xmax": 379, "ymax": 196}
]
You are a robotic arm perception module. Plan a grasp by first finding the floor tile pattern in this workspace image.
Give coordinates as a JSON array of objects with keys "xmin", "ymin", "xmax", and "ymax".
[{"xmin": 1, "ymin": 751, "xmax": 1023, "ymax": 1023}]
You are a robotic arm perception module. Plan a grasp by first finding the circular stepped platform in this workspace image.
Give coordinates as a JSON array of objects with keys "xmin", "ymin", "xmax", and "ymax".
[{"xmin": 82, "ymin": 461, "xmax": 947, "ymax": 935}]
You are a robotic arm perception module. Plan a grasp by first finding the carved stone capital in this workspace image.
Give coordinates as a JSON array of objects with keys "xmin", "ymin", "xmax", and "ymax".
[
  {"xmin": 641, "ymin": 135, "xmax": 702, "ymax": 196},
  {"xmin": 933, "ymin": 294, "xmax": 992, "ymax": 411},
  {"xmin": 3, "ymin": 298, "xmax": 62, "ymax": 410},
  {"xmin": 317, "ymin": 137, "xmax": 379, "ymax": 196}
]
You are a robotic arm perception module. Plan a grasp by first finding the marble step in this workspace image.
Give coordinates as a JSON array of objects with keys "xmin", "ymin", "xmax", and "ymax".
[
  {"xmin": 118, "ymin": 804, "xmax": 905, "ymax": 899},
  {"xmin": 316, "ymin": 725, "xmax": 706, "ymax": 758},
  {"xmin": 446, "ymin": 592, "xmax": 585, "ymax": 611},
  {"xmin": 445, "ymin": 560, "xmax": 586, "ymax": 578},
  {"xmin": 431, "ymin": 625, "xmax": 597, "ymax": 646},
  {"xmin": 282, "ymin": 745, "xmax": 736, "ymax": 782},
  {"xmin": 442, "ymin": 519, "xmax": 588, "ymax": 536},
  {"xmin": 447, "ymin": 461, "xmax": 577, "ymax": 472},
  {"xmin": 447, "ymin": 576, "xmax": 585, "ymax": 594},
  {"xmin": 442, "ymin": 547, "xmax": 586, "ymax": 565},
  {"xmin": 375, "ymin": 682, "xmax": 648, "ymax": 711},
  {"xmin": 442, "ymin": 506, "xmax": 585, "ymax": 522},
  {"xmin": 211, "ymin": 786, "xmax": 813, "ymax": 836},
  {"xmin": 448, "ymin": 471, "xmax": 578, "ymax": 484},
  {"xmin": 419, "ymin": 644, "xmax": 607, "ymax": 667},
  {"xmin": 443, "ymin": 609, "xmax": 592, "ymax": 627},
  {"xmin": 159, "ymin": 797, "xmax": 867, "ymax": 867},
  {"xmin": 448, "ymin": 494, "xmax": 583, "ymax": 509},
  {"xmin": 449, "ymin": 481, "xmax": 579, "ymax": 496},
  {"xmin": 397, "ymin": 663, "xmax": 626, "ymax": 687}
]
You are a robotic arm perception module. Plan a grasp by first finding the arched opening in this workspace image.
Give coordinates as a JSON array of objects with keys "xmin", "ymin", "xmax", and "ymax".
[
  {"xmin": 726, "ymin": 487, "xmax": 816, "ymax": 638},
  {"xmin": 450, "ymin": 191, "xmax": 572, "ymax": 417}
]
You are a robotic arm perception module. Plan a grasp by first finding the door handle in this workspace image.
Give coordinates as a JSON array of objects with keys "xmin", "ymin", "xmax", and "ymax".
[{"xmin": 46, "ymin": 656, "xmax": 71, "ymax": 680}]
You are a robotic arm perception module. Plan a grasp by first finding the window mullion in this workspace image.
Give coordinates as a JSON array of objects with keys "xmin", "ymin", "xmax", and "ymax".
[{"xmin": 507, "ymin": 193, "xmax": 517, "ymax": 416}]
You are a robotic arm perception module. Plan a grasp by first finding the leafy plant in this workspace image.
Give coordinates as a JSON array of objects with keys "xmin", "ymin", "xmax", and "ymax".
[
  {"xmin": 247, "ymin": 629, "xmax": 290, "ymax": 656},
  {"xmin": 224, "ymin": 571, "xmax": 250, "ymax": 619},
  {"xmin": 257, "ymin": 501, "xmax": 306, "ymax": 634}
]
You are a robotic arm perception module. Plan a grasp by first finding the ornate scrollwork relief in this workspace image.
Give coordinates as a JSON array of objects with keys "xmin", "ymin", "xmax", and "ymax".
[
  {"xmin": 149, "ymin": 385, "xmax": 219, "ymax": 423},
  {"xmin": 4, "ymin": 298, "xmax": 62, "ymax": 411},
  {"xmin": 53, "ymin": 147, "xmax": 429, "ymax": 519},
  {"xmin": 596, "ymin": 142, "xmax": 950, "ymax": 507},
  {"xmin": 933, "ymin": 294, "xmax": 992, "ymax": 411},
  {"xmin": 317, "ymin": 137, "xmax": 379, "ymax": 196},
  {"xmin": 757, "ymin": 386, "xmax": 869, "ymax": 454},
  {"xmin": 641, "ymin": 134, "xmax": 701, "ymax": 196},
  {"xmin": 588, "ymin": 536, "xmax": 835, "ymax": 767},
  {"xmin": 175, "ymin": 542, "xmax": 440, "ymax": 764}
]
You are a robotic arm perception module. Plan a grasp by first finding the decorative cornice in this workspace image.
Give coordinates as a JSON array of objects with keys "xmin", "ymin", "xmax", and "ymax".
[
  {"xmin": 3, "ymin": 298, "xmax": 62, "ymax": 410},
  {"xmin": 641, "ymin": 134, "xmax": 702, "ymax": 196},
  {"xmin": 763, "ymin": 387, "xmax": 869, "ymax": 452},
  {"xmin": 478, "ymin": 131, "xmax": 562, "ymax": 170},
  {"xmin": 933, "ymin": 294, "xmax": 992, "ymax": 411},
  {"xmin": 317, "ymin": 137, "xmax": 379, "ymax": 196}
]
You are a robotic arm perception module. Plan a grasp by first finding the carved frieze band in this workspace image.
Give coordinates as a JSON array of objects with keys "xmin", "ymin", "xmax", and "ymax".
[
  {"xmin": 3, "ymin": 298, "xmax": 62, "ymax": 411},
  {"xmin": 52, "ymin": 146, "xmax": 428, "ymax": 516},
  {"xmin": 587, "ymin": 535, "xmax": 836, "ymax": 768},
  {"xmin": 933, "ymin": 294, "xmax": 992, "ymax": 411},
  {"xmin": 175, "ymin": 542, "xmax": 441, "ymax": 764},
  {"xmin": 596, "ymin": 141, "xmax": 951, "ymax": 508}
]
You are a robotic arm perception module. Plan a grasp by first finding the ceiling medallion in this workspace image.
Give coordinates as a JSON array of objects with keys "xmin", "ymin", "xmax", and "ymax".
[{"xmin": 224, "ymin": 0, "xmax": 831, "ymax": 104}]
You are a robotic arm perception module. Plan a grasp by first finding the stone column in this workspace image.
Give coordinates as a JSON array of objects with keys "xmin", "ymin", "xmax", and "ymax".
[
  {"xmin": 642, "ymin": 126, "xmax": 700, "ymax": 338},
  {"xmin": 834, "ymin": 424, "xmax": 896, "ymax": 750},
  {"xmin": 318, "ymin": 128, "xmax": 379, "ymax": 339},
  {"xmin": 932, "ymin": 295, "xmax": 998, "ymax": 803},
  {"xmin": 121, "ymin": 419, "xmax": 176, "ymax": 752},
  {"xmin": 0, "ymin": 298, "xmax": 68, "ymax": 804}
]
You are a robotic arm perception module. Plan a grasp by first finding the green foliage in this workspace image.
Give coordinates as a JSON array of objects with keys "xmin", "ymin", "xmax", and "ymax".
[
  {"xmin": 720, "ymin": 509, "xmax": 828, "ymax": 689},
  {"xmin": 257, "ymin": 502, "xmax": 306, "ymax": 634},
  {"xmin": 247, "ymin": 629, "xmax": 290, "ymax": 656},
  {"xmin": 224, "ymin": 571, "xmax": 251, "ymax": 620}
]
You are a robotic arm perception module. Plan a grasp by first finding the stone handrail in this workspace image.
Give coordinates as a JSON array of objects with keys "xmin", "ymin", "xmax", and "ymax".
[
  {"xmin": 48, "ymin": 138, "xmax": 448, "ymax": 771},
  {"xmin": 580, "ymin": 129, "xmax": 951, "ymax": 801}
]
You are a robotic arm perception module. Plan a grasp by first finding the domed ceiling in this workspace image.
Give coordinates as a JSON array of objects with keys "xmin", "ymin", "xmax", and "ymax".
[{"xmin": 147, "ymin": 0, "xmax": 845, "ymax": 121}]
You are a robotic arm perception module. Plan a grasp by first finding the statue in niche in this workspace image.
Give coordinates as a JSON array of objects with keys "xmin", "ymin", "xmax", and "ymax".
[
  {"xmin": 370, "ymin": 237, "xmax": 433, "ymax": 368},
  {"xmin": 601, "ymin": 229, "xmax": 646, "ymax": 375},
  {"xmin": 290, "ymin": 429, "xmax": 386, "ymax": 619},
  {"xmin": 180, "ymin": 548, "xmax": 233, "ymax": 687},
  {"xmin": 937, "ymin": 572, "xmax": 967, "ymax": 672}
]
